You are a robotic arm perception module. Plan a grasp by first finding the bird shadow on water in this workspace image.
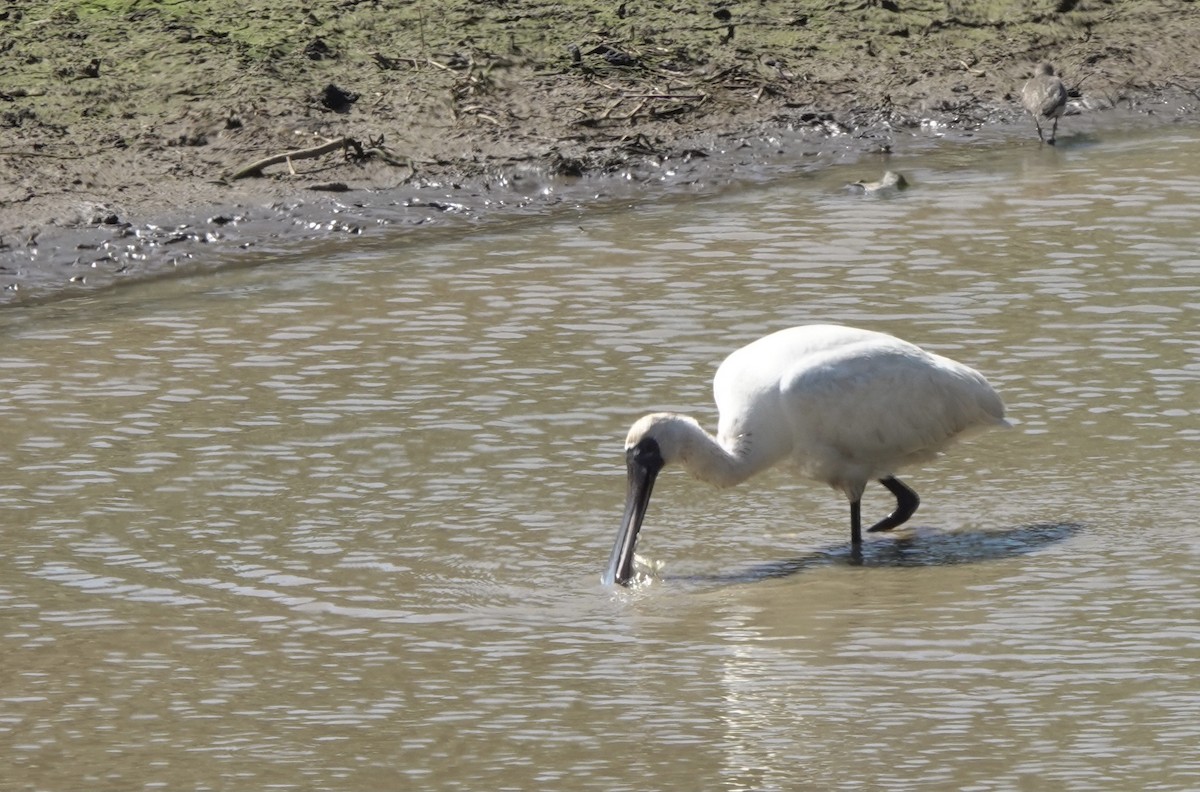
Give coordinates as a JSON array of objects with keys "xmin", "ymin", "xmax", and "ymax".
[
  {"xmin": 1038, "ymin": 131, "xmax": 1102, "ymax": 151},
  {"xmin": 671, "ymin": 522, "xmax": 1084, "ymax": 586}
]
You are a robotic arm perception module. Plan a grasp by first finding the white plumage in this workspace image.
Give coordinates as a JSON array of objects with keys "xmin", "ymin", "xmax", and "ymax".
[{"xmin": 604, "ymin": 324, "xmax": 1009, "ymax": 586}]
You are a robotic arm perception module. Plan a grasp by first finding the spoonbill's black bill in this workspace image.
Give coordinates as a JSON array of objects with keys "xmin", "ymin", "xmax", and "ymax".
[{"xmin": 603, "ymin": 324, "xmax": 1009, "ymax": 586}]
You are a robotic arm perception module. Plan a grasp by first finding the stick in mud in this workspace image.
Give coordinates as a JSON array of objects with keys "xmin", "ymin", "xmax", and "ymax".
[{"xmin": 229, "ymin": 137, "xmax": 361, "ymax": 180}]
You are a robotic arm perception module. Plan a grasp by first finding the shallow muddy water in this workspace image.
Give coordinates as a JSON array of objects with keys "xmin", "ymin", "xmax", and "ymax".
[{"xmin": 2, "ymin": 127, "xmax": 1199, "ymax": 790}]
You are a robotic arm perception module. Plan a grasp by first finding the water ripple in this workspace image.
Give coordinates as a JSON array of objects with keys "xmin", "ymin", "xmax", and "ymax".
[{"xmin": 1, "ymin": 128, "xmax": 1199, "ymax": 790}]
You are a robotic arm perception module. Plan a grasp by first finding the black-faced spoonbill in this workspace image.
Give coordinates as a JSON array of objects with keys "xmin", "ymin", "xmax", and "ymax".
[
  {"xmin": 1021, "ymin": 63, "xmax": 1068, "ymax": 144},
  {"xmin": 603, "ymin": 324, "xmax": 1009, "ymax": 586}
]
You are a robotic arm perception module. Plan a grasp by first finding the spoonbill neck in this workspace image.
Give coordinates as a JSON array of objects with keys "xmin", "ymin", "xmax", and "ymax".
[{"xmin": 630, "ymin": 413, "xmax": 761, "ymax": 489}]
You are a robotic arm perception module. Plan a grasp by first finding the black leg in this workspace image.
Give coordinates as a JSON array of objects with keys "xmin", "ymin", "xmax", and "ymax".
[
  {"xmin": 867, "ymin": 476, "xmax": 920, "ymax": 533},
  {"xmin": 850, "ymin": 498, "xmax": 862, "ymax": 546}
]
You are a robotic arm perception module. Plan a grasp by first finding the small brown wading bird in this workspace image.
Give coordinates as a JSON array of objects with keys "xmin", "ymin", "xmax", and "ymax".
[
  {"xmin": 603, "ymin": 324, "xmax": 1010, "ymax": 586},
  {"xmin": 1021, "ymin": 63, "xmax": 1068, "ymax": 144}
]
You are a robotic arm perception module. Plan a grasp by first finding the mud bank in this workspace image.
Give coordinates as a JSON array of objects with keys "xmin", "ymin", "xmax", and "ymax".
[{"xmin": 2, "ymin": 0, "xmax": 1198, "ymax": 306}]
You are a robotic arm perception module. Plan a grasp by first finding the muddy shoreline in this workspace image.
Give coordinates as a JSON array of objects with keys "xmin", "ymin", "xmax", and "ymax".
[{"xmin": 3, "ymin": 1, "xmax": 1199, "ymax": 307}]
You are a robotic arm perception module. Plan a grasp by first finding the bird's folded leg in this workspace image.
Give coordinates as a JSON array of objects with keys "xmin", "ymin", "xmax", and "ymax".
[{"xmin": 867, "ymin": 476, "xmax": 920, "ymax": 532}]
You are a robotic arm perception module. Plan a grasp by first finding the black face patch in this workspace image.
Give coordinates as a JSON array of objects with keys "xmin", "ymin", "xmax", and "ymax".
[{"xmin": 627, "ymin": 436, "xmax": 665, "ymax": 473}]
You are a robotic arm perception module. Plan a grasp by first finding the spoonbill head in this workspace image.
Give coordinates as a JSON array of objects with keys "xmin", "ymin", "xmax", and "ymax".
[{"xmin": 603, "ymin": 324, "xmax": 1009, "ymax": 586}]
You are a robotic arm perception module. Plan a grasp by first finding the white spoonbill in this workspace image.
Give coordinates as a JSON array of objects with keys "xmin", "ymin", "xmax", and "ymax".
[{"xmin": 603, "ymin": 324, "xmax": 1009, "ymax": 586}]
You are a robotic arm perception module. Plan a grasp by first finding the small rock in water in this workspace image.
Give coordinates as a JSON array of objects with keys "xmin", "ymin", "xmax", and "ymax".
[{"xmin": 847, "ymin": 170, "xmax": 909, "ymax": 196}]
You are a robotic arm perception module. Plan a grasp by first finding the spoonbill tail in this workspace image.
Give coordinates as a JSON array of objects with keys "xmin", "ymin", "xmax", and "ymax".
[
  {"xmin": 603, "ymin": 324, "xmax": 1009, "ymax": 586},
  {"xmin": 1021, "ymin": 63, "xmax": 1068, "ymax": 144}
]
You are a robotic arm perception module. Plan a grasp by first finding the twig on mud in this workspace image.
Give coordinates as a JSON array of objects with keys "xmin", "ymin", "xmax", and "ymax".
[
  {"xmin": 1068, "ymin": 69, "xmax": 1096, "ymax": 94},
  {"xmin": 226, "ymin": 134, "xmax": 415, "ymax": 181},
  {"xmin": 373, "ymin": 53, "xmax": 455, "ymax": 72},
  {"xmin": 613, "ymin": 99, "xmax": 648, "ymax": 121},
  {"xmin": 458, "ymin": 105, "xmax": 501, "ymax": 125},
  {"xmin": 621, "ymin": 93, "xmax": 706, "ymax": 101},
  {"xmin": 588, "ymin": 77, "xmax": 622, "ymax": 92},
  {"xmin": 1166, "ymin": 79, "xmax": 1200, "ymax": 100},
  {"xmin": 362, "ymin": 137, "xmax": 416, "ymax": 170},
  {"xmin": 229, "ymin": 136, "xmax": 359, "ymax": 179},
  {"xmin": 595, "ymin": 97, "xmax": 625, "ymax": 120},
  {"xmin": 229, "ymin": 133, "xmax": 417, "ymax": 181},
  {"xmin": 425, "ymin": 57, "xmax": 456, "ymax": 73},
  {"xmin": 0, "ymin": 149, "xmax": 88, "ymax": 160},
  {"xmin": 0, "ymin": 87, "xmax": 47, "ymax": 100},
  {"xmin": 957, "ymin": 59, "xmax": 986, "ymax": 76},
  {"xmin": 574, "ymin": 91, "xmax": 708, "ymax": 126}
]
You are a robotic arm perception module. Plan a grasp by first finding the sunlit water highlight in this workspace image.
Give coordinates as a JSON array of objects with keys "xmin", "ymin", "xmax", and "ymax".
[{"xmin": 2, "ymin": 128, "xmax": 1199, "ymax": 790}]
